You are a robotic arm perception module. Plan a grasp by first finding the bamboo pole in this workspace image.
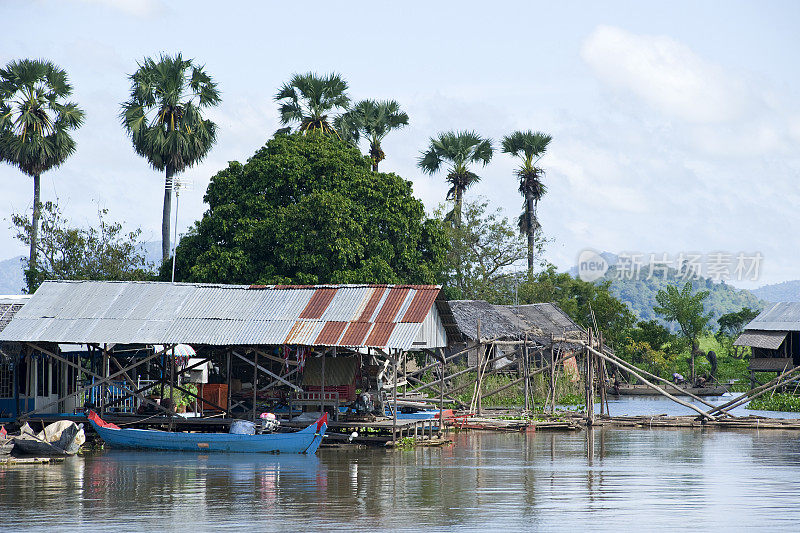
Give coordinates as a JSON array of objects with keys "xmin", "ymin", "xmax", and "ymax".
[
  {"xmin": 705, "ymin": 364, "xmax": 800, "ymax": 416},
  {"xmin": 253, "ymin": 350, "xmax": 258, "ymax": 421},
  {"xmin": 587, "ymin": 344, "xmax": 716, "ymax": 421},
  {"xmin": 601, "ymin": 346, "xmax": 731, "ymax": 416}
]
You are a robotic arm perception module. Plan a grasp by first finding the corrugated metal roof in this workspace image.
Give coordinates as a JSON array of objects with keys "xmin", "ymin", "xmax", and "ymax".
[
  {"xmin": 734, "ymin": 329, "xmax": 787, "ymax": 349},
  {"xmin": 0, "ymin": 296, "xmax": 30, "ymax": 334},
  {"xmin": 745, "ymin": 303, "xmax": 800, "ymax": 331},
  {"xmin": 0, "ymin": 281, "xmax": 444, "ymax": 349},
  {"xmin": 443, "ymin": 300, "xmax": 585, "ymax": 342}
]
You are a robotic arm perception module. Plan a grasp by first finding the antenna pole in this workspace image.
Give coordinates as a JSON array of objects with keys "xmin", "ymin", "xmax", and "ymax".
[{"xmin": 171, "ymin": 187, "xmax": 179, "ymax": 283}]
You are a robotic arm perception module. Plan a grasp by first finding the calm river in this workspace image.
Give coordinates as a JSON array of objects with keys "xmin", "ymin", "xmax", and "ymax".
[{"xmin": 3, "ymin": 419, "xmax": 800, "ymax": 532}]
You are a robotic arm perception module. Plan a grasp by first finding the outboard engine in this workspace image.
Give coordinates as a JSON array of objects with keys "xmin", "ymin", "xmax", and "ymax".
[{"xmin": 258, "ymin": 412, "xmax": 280, "ymax": 433}]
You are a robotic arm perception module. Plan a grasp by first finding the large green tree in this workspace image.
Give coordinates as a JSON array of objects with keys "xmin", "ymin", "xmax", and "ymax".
[
  {"xmin": 120, "ymin": 53, "xmax": 221, "ymax": 264},
  {"xmin": 275, "ymin": 72, "xmax": 349, "ymax": 135},
  {"xmin": 501, "ymin": 130, "xmax": 551, "ymax": 272},
  {"xmin": 0, "ymin": 59, "xmax": 85, "ymax": 290},
  {"xmin": 339, "ymin": 99, "xmax": 409, "ymax": 171},
  {"xmin": 169, "ymin": 132, "xmax": 447, "ymax": 284},
  {"xmin": 654, "ymin": 281, "xmax": 711, "ymax": 381},
  {"xmin": 418, "ymin": 131, "xmax": 493, "ymax": 225}
]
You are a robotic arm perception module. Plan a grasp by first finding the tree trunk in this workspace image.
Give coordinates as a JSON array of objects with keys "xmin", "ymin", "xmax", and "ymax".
[
  {"xmin": 162, "ymin": 165, "xmax": 174, "ymax": 265},
  {"xmin": 28, "ymin": 174, "xmax": 41, "ymax": 291},
  {"xmin": 526, "ymin": 191, "xmax": 535, "ymax": 272},
  {"xmin": 372, "ymin": 160, "xmax": 378, "ymax": 172}
]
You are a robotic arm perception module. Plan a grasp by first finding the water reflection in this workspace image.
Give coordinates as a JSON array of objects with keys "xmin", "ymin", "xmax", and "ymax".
[{"xmin": 3, "ymin": 429, "xmax": 800, "ymax": 531}]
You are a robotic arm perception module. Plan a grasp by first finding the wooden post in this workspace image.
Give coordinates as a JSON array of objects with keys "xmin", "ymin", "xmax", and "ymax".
[
  {"xmin": 392, "ymin": 352, "xmax": 398, "ymax": 440},
  {"xmin": 169, "ymin": 345, "xmax": 176, "ymax": 431},
  {"xmin": 549, "ymin": 335, "xmax": 556, "ymax": 414},
  {"xmin": 523, "ymin": 333, "xmax": 530, "ymax": 413},
  {"xmin": 101, "ymin": 344, "xmax": 109, "ymax": 417},
  {"xmin": 438, "ymin": 348, "xmax": 444, "ymax": 435},
  {"xmin": 226, "ymin": 349, "xmax": 232, "ymax": 418},
  {"xmin": 476, "ymin": 319, "xmax": 482, "ymax": 415},
  {"xmin": 252, "ymin": 350, "xmax": 258, "ymax": 421},
  {"xmin": 321, "ymin": 348, "xmax": 327, "ymax": 415},
  {"xmin": 586, "ymin": 330, "xmax": 594, "ymax": 425}
]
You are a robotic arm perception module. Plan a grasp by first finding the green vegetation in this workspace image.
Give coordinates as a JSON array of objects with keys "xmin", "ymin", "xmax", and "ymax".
[
  {"xmin": 337, "ymin": 99, "xmax": 409, "ymax": 171},
  {"xmin": 500, "ymin": 130, "xmax": 551, "ymax": 272},
  {"xmin": 121, "ymin": 53, "xmax": 221, "ymax": 264},
  {"xmin": 418, "ymin": 130, "xmax": 493, "ymax": 226},
  {"xmin": 438, "ymin": 199, "xmax": 529, "ymax": 301},
  {"xmin": 11, "ymin": 201, "xmax": 152, "ymax": 288},
  {"xmin": 170, "ymin": 132, "xmax": 447, "ymax": 284},
  {"xmin": 654, "ymin": 281, "xmax": 711, "ymax": 381},
  {"xmin": 748, "ymin": 393, "xmax": 800, "ymax": 412},
  {"xmin": 601, "ymin": 263, "xmax": 764, "ymax": 329},
  {"xmin": 0, "ymin": 58, "xmax": 85, "ymax": 292},
  {"xmin": 275, "ymin": 72, "xmax": 349, "ymax": 135}
]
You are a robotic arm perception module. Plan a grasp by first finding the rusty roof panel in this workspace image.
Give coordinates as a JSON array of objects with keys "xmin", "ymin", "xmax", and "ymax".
[
  {"xmin": 315, "ymin": 321, "xmax": 348, "ymax": 345},
  {"xmin": 401, "ymin": 288, "xmax": 440, "ymax": 323},
  {"xmin": 357, "ymin": 286, "xmax": 386, "ymax": 321},
  {"xmin": 374, "ymin": 287, "xmax": 410, "ymax": 323},
  {"xmin": 339, "ymin": 322, "xmax": 372, "ymax": 346},
  {"xmin": 365, "ymin": 322, "xmax": 397, "ymax": 347},
  {"xmin": 298, "ymin": 288, "xmax": 338, "ymax": 319}
]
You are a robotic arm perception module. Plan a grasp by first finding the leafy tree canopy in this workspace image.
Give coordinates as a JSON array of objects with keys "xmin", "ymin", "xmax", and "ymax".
[
  {"xmin": 654, "ymin": 281, "xmax": 711, "ymax": 344},
  {"xmin": 436, "ymin": 198, "xmax": 530, "ymax": 301},
  {"xmin": 12, "ymin": 201, "xmax": 153, "ymax": 293},
  {"xmin": 169, "ymin": 132, "xmax": 447, "ymax": 285},
  {"xmin": 517, "ymin": 266, "xmax": 636, "ymax": 347}
]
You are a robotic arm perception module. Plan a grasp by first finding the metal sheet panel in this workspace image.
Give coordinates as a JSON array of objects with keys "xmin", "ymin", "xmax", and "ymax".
[
  {"xmin": 734, "ymin": 330, "xmax": 787, "ymax": 349},
  {"xmin": 746, "ymin": 303, "xmax": 800, "ymax": 331},
  {"xmin": 0, "ymin": 280, "xmax": 445, "ymax": 348}
]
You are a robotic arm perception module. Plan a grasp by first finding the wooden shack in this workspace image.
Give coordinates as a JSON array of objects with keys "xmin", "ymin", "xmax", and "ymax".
[{"xmin": 735, "ymin": 302, "xmax": 800, "ymax": 387}]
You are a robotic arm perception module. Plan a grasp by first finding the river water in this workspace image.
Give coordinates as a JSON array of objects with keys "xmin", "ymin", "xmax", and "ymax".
[{"xmin": 3, "ymin": 397, "xmax": 800, "ymax": 531}]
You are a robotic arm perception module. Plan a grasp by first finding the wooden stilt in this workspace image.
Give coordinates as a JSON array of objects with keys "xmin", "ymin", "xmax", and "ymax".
[{"xmin": 252, "ymin": 350, "xmax": 258, "ymax": 421}]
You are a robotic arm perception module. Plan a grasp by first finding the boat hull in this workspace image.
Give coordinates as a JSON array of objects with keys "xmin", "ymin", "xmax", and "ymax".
[
  {"xmin": 88, "ymin": 415, "xmax": 327, "ymax": 454},
  {"xmin": 607, "ymin": 385, "xmax": 728, "ymax": 397}
]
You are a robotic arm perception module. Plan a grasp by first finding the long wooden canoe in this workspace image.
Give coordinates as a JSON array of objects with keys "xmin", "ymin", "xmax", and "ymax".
[
  {"xmin": 88, "ymin": 411, "xmax": 327, "ymax": 454},
  {"xmin": 607, "ymin": 384, "xmax": 729, "ymax": 397}
]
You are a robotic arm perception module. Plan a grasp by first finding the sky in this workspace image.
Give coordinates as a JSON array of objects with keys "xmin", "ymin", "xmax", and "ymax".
[{"xmin": 1, "ymin": 0, "xmax": 799, "ymax": 289}]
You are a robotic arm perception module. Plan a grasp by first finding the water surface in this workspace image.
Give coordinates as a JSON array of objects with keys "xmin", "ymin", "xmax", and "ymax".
[{"xmin": 3, "ymin": 426, "xmax": 800, "ymax": 531}]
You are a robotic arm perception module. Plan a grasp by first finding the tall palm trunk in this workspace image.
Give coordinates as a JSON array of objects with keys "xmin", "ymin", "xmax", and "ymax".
[
  {"xmin": 526, "ymin": 191, "xmax": 536, "ymax": 272},
  {"xmin": 162, "ymin": 165, "xmax": 174, "ymax": 264},
  {"xmin": 28, "ymin": 174, "xmax": 41, "ymax": 291}
]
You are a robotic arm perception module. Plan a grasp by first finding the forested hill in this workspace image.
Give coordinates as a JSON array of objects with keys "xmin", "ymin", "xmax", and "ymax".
[
  {"xmin": 750, "ymin": 280, "xmax": 800, "ymax": 303},
  {"xmin": 600, "ymin": 265, "xmax": 765, "ymax": 329}
]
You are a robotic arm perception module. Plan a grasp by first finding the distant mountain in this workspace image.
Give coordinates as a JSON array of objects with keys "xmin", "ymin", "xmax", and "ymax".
[
  {"xmin": 0, "ymin": 255, "xmax": 25, "ymax": 294},
  {"xmin": 572, "ymin": 252, "xmax": 766, "ymax": 329},
  {"xmin": 750, "ymin": 280, "xmax": 800, "ymax": 303}
]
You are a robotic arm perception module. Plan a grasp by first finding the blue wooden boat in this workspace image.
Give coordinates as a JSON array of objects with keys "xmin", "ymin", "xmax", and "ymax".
[{"xmin": 87, "ymin": 411, "xmax": 327, "ymax": 454}]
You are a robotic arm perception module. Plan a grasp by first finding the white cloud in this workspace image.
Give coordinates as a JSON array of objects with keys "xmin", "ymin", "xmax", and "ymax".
[
  {"xmin": 581, "ymin": 25, "xmax": 747, "ymax": 124},
  {"xmin": 74, "ymin": 0, "xmax": 163, "ymax": 17}
]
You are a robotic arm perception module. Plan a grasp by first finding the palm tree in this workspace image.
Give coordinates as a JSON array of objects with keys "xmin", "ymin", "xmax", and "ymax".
[
  {"xmin": 501, "ymin": 130, "xmax": 551, "ymax": 271},
  {"xmin": 0, "ymin": 59, "xmax": 85, "ymax": 290},
  {"xmin": 120, "ymin": 53, "xmax": 221, "ymax": 264},
  {"xmin": 343, "ymin": 99, "xmax": 409, "ymax": 171},
  {"xmin": 275, "ymin": 72, "xmax": 349, "ymax": 135},
  {"xmin": 418, "ymin": 130, "xmax": 493, "ymax": 225}
]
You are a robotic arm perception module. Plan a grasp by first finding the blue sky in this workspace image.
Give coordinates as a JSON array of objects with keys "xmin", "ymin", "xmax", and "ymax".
[{"xmin": 1, "ymin": 0, "xmax": 799, "ymax": 287}]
